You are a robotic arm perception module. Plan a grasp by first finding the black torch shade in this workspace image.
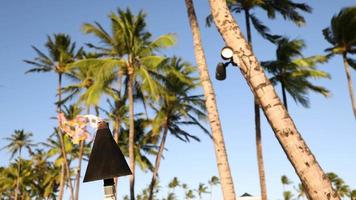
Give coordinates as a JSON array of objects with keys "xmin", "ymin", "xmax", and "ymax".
[
  {"xmin": 83, "ymin": 122, "xmax": 131, "ymax": 183},
  {"xmin": 216, "ymin": 62, "xmax": 227, "ymax": 80}
]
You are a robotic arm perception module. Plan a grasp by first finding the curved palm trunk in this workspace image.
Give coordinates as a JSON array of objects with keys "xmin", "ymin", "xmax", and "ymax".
[
  {"xmin": 148, "ymin": 121, "xmax": 169, "ymax": 200},
  {"xmin": 244, "ymin": 9, "xmax": 268, "ymax": 200},
  {"xmin": 128, "ymin": 72, "xmax": 136, "ymax": 200},
  {"xmin": 185, "ymin": 0, "xmax": 237, "ymax": 199},
  {"xmin": 57, "ymin": 73, "xmax": 74, "ymax": 200},
  {"xmin": 209, "ymin": 1, "xmax": 338, "ymax": 199},
  {"xmin": 74, "ymin": 140, "xmax": 84, "ymax": 200},
  {"xmin": 342, "ymin": 54, "xmax": 356, "ymax": 119}
]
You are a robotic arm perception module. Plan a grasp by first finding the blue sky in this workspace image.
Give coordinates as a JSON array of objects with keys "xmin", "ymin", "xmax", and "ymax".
[{"xmin": 0, "ymin": 0, "xmax": 355, "ymax": 199}]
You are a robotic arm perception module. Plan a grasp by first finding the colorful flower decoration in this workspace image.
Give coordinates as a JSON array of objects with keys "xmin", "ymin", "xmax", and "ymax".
[{"xmin": 58, "ymin": 113, "xmax": 101, "ymax": 144}]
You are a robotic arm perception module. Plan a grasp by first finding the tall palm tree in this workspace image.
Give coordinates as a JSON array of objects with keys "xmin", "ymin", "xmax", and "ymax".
[
  {"xmin": 262, "ymin": 37, "xmax": 330, "ymax": 110},
  {"xmin": 323, "ymin": 6, "xmax": 356, "ymax": 119},
  {"xmin": 147, "ymin": 57, "xmax": 210, "ymax": 200},
  {"xmin": 208, "ymin": 0, "xmax": 338, "ymax": 199},
  {"xmin": 184, "ymin": 1, "xmax": 237, "ymax": 199},
  {"xmin": 24, "ymin": 33, "xmax": 83, "ymax": 200},
  {"xmin": 1, "ymin": 130, "xmax": 36, "ymax": 200},
  {"xmin": 77, "ymin": 8, "xmax": 175, "ymax": 199},
  {"xmin": 207, "ymin": 2, "xmax": 311, "ymax": 199},
  {"xmin": 43, "ymin": 129, "xmax": 79, "ymax": 200}
]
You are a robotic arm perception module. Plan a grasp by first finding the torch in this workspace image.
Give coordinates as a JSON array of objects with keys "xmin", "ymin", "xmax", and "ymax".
[{"xmin": 83, "ymin": 121, "xmax": 131, "ymax": 200}]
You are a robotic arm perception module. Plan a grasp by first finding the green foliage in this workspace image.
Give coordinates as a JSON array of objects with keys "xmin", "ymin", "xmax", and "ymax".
[
  {"xmin": 323, "ymin": 6, "xmax": 356, "ymax": 55},
  {"xmin": 118, "ymin": 116, "xmax": 159, "ymax": 172},
  {"xmin": 1, "ymin": 130, "xmax": 36, "ymax": 159},
  {"xmin": 150, "ymin": 57, "xmax": 210, "ymax": 142},
  {"xmin": 281, "ymin": 173, "xmax": 356, "ymax": 200},
  {"xmin": 0, "ymin": 155, "xmax": 59, "ymax": 199},
  {"xmin": 327, "ymin": 172, "xmax": 350, "ymax": 198},
  {"xmin": 24, "ymin": 33, "xmax": 83, "ymax": 75},
  {"xmin": 206, "ymin": 0, "xmax": 311, "ymax": 43},
  {"xmin": 262, "ymin": 37, "xmax": 330, "ymax": 107}
]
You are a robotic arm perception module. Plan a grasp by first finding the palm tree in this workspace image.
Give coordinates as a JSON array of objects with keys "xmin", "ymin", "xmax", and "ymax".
[
  {"xmin": 1, "ymin": 130, "xmax": 36, "ymax": 200},
  {"xmin": 295, "ymin": 183, "xmax": 307, "ymax": 199},
  {"xmin": 208, "ymin": 2, "xmax": 311, "ymax": 199},
  {"xmin": 185, "ymin": 189, "xmax": 196, "ymax": 200},
  {"xmin": 24, "ymin": 33, "xmax": 83, "ymax": 200},
  {"xmin": 281, "ymin": 175, "xmax": 293, "ymax": 200},
  {"xmin": 262, "ymin": 37, "xmax": 330, "ymax": 110},
  {"xmin": 208, "ymin": 0, "xmax": 338, "ymax": 199},
  {"xmin": 281, "ymin": 175, "xmax": 292, "ymax": 192},
  {"xmin": 206, "ymin": 0, "xmax": 312, "ymax": 41},
  {"xmin": 323, "ymin": 6, "xmax": 356, "ymax": 119},
  {"xmin": 147, "ymin": 57, "xmax": 210, "ymax": 200},
  {"xmin": 350, "ymin": 189, "xmax": 356, "ymax": 200},
  {"xmin": 184, "ymin": 1, "xmax": 237, "ymax": 199},
  {"xmin": 0, "ymin": 165, "xmax": 17, "ymax": 199},
  {"xmin": 63, "ymin": 60, "xmax": 112, "ymax": 200},
  {"xmin": 43, "ymin": 129, "xmax": 78, "ymax": 199},
  {"xmin": 327, "ymin": 172, "xmax": 350, "ymax": 198},
  {"xmin": 78, "ymin": 8, "xmax": 175, "ymax": 199},
  {"xmin": 208, "ymin": 176, "xmax": 220, "ymax": 200},
  {"xmin": 168, "ymin": 177, "xmax": 180, "ymax": 195},
  {"xmin": 117, "ymin": 116, "xmax": 158, "ymax": 173},
  {"xmin": 196, "ymin": 183, "xmax": 209, "ymax": 199}
]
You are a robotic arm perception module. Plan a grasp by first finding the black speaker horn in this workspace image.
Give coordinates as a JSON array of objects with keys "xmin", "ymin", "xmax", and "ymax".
[{"xmin": 83, "ymin": 121, "xmax": 131, "ymax": 183}]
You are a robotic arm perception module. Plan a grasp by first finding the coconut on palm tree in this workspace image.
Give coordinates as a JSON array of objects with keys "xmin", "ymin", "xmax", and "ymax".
[
  {"xmin": 323, "ymin": 6, "xmax": 356, "ymax": 120},
  {"xmin": 24, "ymin": 33, "xmax": 83, "ymax": 200},
  {"xmin": 262, "ymin": 37, "xmax": 330, "ymax": 110},
  {"xmin": 208, "ymin": 0, "xmax": 337, "ymax": 199}
]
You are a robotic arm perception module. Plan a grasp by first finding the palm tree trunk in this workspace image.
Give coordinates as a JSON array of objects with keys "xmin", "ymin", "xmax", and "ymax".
[
  {"xmin": 342, "ymin": 54, "xmax": 356, "ymax": 119},
  {"xmin": 148, "ymin": 121, "xmax": 169, "ymax": 200},
  {"xmin": 281, "ymin": 82, "xmax": 288, "ymax": 111},
  {"xmin": 128, "ymin": 71, "xmax": 136, "ymax": 200},
  {"xmin": 15, "ymin": 148, "xmax": 21, "ymax": 200},
  {"xmin": 244, "ymin": 8, "xmax": 268, "ymax": 200},
  {"xmin": 185, "ymin": 0, "xmax": 237, "ymax": 199},
  {"xmin": 208, "ymin": 0, "xmax": 338, "ymax": 199},
  {"xmin": 74, "ymin": 140, "xmax": 84, "ymax": 200},
  {"xmin": 113, "ymin": 115, "xmax": 121, "ymax": 191},
  {"xmin": 114, "ymin": 69, "xmax": 124, "ymax": 193},
  {"xmin": 255, "ymin": 101, "xmax": 268, "ymax": 200},
  {"xmin": 57, "ymin": 73, "xmax": 74, "ymax": 200}
]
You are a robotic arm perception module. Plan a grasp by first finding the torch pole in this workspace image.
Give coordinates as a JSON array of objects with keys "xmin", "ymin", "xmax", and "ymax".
[{"xmin": 104, "ymin": 178, "xmax": 116, "ymax": 200}]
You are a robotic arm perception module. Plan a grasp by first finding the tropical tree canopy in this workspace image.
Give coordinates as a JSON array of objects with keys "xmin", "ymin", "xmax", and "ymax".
[{"xmin": 262, "ymin": 37, "xmax": 330, "ymax": 107}]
